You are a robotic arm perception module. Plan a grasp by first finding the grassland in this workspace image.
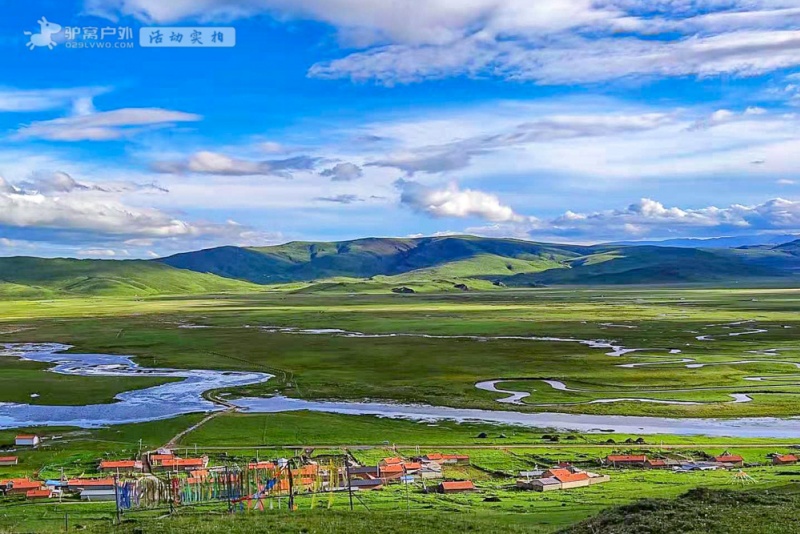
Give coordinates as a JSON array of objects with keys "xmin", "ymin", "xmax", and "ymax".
[
  {"xmin": 3, "ymin": 287, "xmax": 800, "ymax": 417},
  {"xmin": 4, "ymin": 260, "xmax": 800, "ymax": 531},
  {"xmin": 3, "ymin": 411, "xmax": 800, "ymax": 533}
]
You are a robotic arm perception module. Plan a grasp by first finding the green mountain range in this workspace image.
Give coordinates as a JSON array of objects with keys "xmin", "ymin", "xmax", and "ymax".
[
  {"xmin": 159, "ymin": 235, "xmax": 800, "ymax": 289},
  {"xmin": 1, "ymin": 235, "xmax": 799, "ymax": 297}
]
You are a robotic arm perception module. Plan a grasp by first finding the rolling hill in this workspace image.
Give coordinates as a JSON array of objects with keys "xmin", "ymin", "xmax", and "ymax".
[
  {"xmin": 4, "ymin": 235, "xmax": 800, "ymax": 297},
  {"xmin": 158, "ymin": 235, "xmax": 800, "ymax": 288},
  {"xmin": 506, "ymin": 245, "xmax": 791, "ymax": 286},
  {"xmin": 0, "ymin": 257, "xmax": 259, "ymax": 298},
  {"xmin": 159, "ymin": 236, "xmax": 589, "ymax": 283}
]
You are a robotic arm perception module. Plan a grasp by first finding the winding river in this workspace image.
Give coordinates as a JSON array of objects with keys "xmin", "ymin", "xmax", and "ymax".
[
  {"xmin": 0, "ymin": 343, "xmax": 272, "ymax": 429},
  {"xmin": 3, "ymin": 341, "xmax": 800, "ymax": 437}
]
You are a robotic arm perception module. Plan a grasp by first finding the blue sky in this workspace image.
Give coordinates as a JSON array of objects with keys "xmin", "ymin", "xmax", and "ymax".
[{"xmin": 4, "ymin": 0, "xmax": 800, "ymax": 258}]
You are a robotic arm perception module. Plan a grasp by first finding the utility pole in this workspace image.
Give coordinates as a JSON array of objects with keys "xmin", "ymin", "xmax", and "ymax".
[
  {"xmin": 225, "ymin": 465, "xmax": 233, "ymax": 513},
  {"xmin": 113, "ymin": 475, "xmax": 122, "ymax": 525},
  {"xmin": 287, "ymin": 461, "xmax": 295, "ymax": 511},
  {"xmin": 344, "ymin": 452, "xmax": 354, "ymax": 511},
  {"xmin": 404, "ymin": 465, "xmax": 410, "ymax": 513}
]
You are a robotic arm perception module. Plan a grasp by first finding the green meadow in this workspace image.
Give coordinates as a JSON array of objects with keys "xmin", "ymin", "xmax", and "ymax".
[
  {"xmin": 3, "ymin": 413, "xmax": 800, "ymax": 533},
  {"xmin": 3, "ymin": 287, "xmax": 800, "ymax": 416},
  {"xmin": 3, "ymin": 287, "xmax": 800, "ymax": 532}
]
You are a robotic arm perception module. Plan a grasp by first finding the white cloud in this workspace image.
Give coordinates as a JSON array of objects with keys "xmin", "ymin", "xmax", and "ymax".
[
  {"xmin": 396, "ymin": 179, "xmax": 531, "ymax": 223},
  {"xmin": 0, "ymin": 172, "xmax": 255, "ymax": 243},
  {"xmin": 259, "ymin": 141, "xmax": 288, "ymax": 153},
  {"xmin": 152, "ymin": 150, "xmax": 320, "ymax": 177},
  {"xmin": 369, "ymin": 110, "xmax": 674, "ymax": 174},
  {"xmin": 85, "ymin": 0, "xmax": 619, "ymax": 42},
  {"xmin": 0, "ymin": 87, "xmax": 107, "ymax": 112},
  {"xmin": 311, "ymin": 30, "xmax": 800, "ymax": 85},
  {"xmin": 467, "ymin": 197, "xmax": 800, "ymax": 241},
  {"xmin": 85, "ymin": 0, "xmax": 800, "ymax": 86},
  {"xmin": 16, "ymin": 107, "xmax": 201, "ymax": 141},
  {"xmin": 348, "ymin": 98, "xmax": 800, "ymax": 184},
  {"xmin": 320, "ymin": 162, "xmax": 363, "ymax": 181},
  {"xmin": 78, "ymin": 248, "xmax": 125, "ymax": 257}
]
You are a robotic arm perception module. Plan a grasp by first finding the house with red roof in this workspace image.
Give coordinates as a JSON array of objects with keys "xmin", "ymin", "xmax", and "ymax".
[
  {"xmin": 773, "ymin": 454, "xmax": 798, "ymax": 466},
  {"xmin": 0, "ymin": 456, "xmax": 19, "ymax": 467},
  {"xmin": 714, "ymin": 454, "xmax": 744, "ymax": 467}
]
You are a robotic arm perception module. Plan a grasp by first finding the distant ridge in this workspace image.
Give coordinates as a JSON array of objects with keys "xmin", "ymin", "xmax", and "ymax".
[
  {"xmin": 157, "ymin": 235, "xmax": 800, "ymax": 288},
  {"xmin": 609, "ymin": 234, "xmax": 799, "ymax": 249}
]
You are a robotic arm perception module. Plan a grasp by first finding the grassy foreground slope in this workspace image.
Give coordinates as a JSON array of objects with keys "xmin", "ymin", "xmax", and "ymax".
[
  {"xmin": 0, "ymin": 257, "xmax": 259, "ymax": 297},
  {"xmin": 158, "ymin": 235, "xmax": 800, "ymax": 287},
  {"xmin": 564, "ymin": 486, "xmax": 800, "ymax": 534}
]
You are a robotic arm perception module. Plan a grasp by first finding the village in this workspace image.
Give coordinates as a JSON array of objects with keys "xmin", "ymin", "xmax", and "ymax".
[{"xmin": 3, "ymin": 432, "xmax": 800, "ymax": 509}]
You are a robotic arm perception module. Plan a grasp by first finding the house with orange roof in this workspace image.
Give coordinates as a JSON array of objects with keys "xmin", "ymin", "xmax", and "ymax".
[
  {"xmin": 248, "ymin": 461, "xmax": 276, "ymax": 470},
  {"xmin": 520, "ymin": 467, "xmax": 609, "ymax": 492},
  {"xmin": 149, "ymin": 453, "xmax": 175, "ymax": 466},
  {"xmin": 437, "ymin": 480, "xmax": 476, "ymax": 494},
  {"xmin": 99, "ymin": 460, "xmax": 143, "ymax": 473},
  {"xmin": 551, "ymin": 470, "xmax": 591, "ymax": 490},
  {"xmin": 379, "ymin": 463, "xmax": 406, "ymax": 480},
  {"xmin": 381, "ymin": 457, "xmax": 404, "ymax": 465},
  {"xmin": 6, "ymin": 479, "xmax": 42, "ymax": 495},
  {"xmin": 291, "ymin": 464, "xmax": 319, "ymax": 477},
  {"xmin": 67, "ymin": 478, "xmax": 117, "ymax": 491},
  {"xmin": 158, "ymin": 456, "xmax": 209, "ymax": 471},
  {"xmin": 26, "ymin": 489, "xmax": 53, "ymax": 499}
]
